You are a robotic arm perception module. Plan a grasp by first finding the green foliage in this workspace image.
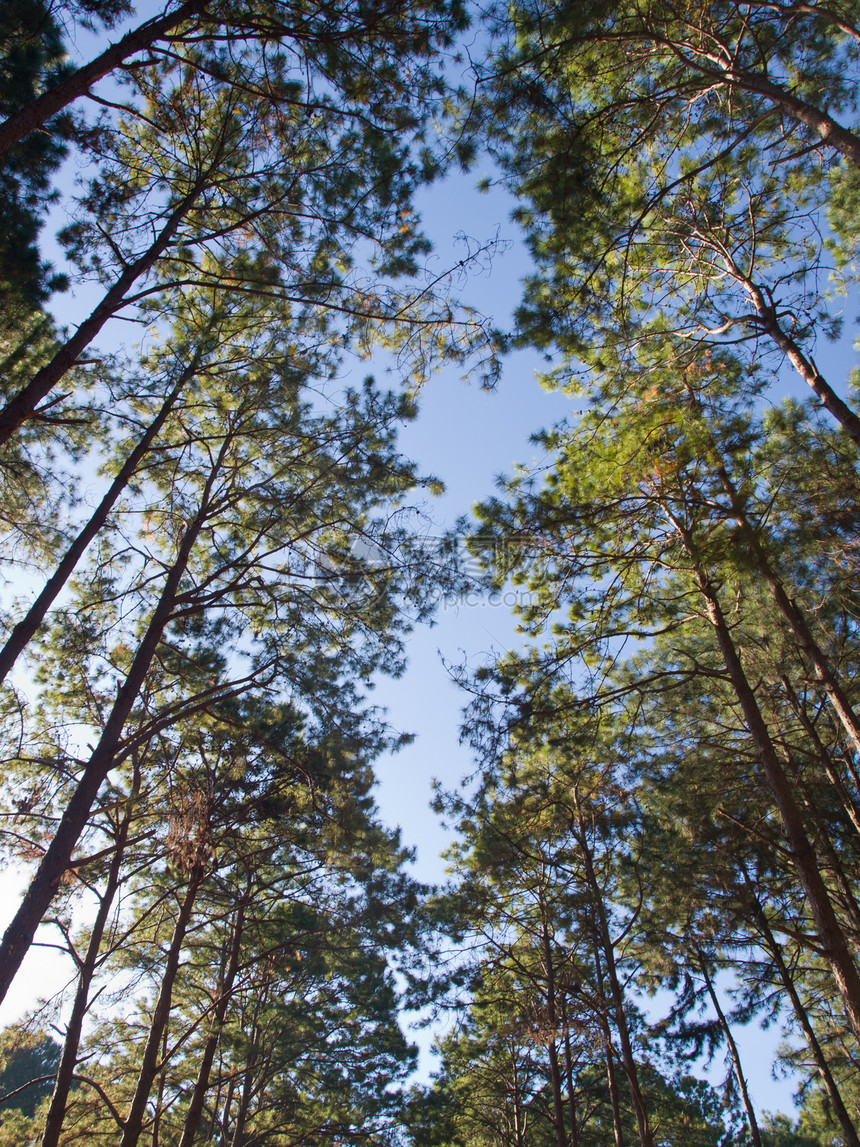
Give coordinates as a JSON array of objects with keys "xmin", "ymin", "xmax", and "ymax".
[
  {"xmin": 422, "ymin": 5, "xmax": 860, "ymax": 1145},
  {"xmin": 3, "ymin": 1, "xmax": 860, "ymax": 1144},
  {"xmin": 0, "ymin": 1027, "xmax": 60, "ymax": 1117},
  {"xmin": 0, "ymin": 0, "xmax": 71, "ymax": 303},
  {"xmin": 761, "ymin": 1112, "xmax": 822, "ymax": 1146},
  {"xmin": 0, "ymin": 4, "xmax": 475, "ymax": 1144}
]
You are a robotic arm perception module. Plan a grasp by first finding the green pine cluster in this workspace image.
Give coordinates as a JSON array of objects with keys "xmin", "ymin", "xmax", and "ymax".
[{"xmin": 3, "ymin": 1, "xmax": 860, "ymax": 1145}]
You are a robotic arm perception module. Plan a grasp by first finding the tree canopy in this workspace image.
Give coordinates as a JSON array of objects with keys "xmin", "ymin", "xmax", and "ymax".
[{"xmin": 2, "ymin": 1, "xmax": 860, "ymax": 1145}]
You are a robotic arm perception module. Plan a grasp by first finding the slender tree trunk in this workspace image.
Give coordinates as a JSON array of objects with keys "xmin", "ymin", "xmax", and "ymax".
[
  {"xmin": 780, "ymin": 674, "xmax": 860, "ymax": 842},
  {"xmin": 178, "ymin": 899, "xmax": 246, "ymax": 1147},
  {"xmin": 722, "ymin": 485, "xmax": 860, "ymax": 756},
  {"xmin": 229, "ymin": 1022, "xmax": 259, "ymax": 1147},
  {"xmin": 0, "ymin": 358, "xmax": 199, "ymax": 687},
  {"xmin": 741, "ymin": 868, "xmax": 860, "ymax": 1147},
  {"xmin": 509, "ymin": 1051, "xmax": 527, "ymax": 1147},
  {"xmin": 218, "ymin": 1073, "xmax": 236, "ymax": 1147},
  {"xmin": 592, "ymin": 935, "xmax": 625, "ymax": 1147},
  {"xmin": 0, "ymin": 0, "xmax": 208, "ymax": 159},
  {"xmin": 677, "ymin": 525, "xmax": 860, "ymax": 1039},
  {"xmin": 541, "ymin": 922, "xmax": 570, "ymax": 1147},
  {"xmin": 0, "ymin": 180, "xmax": 205, "ymax": 448},
  {"xmin": 776, "ymin": 736, "xmax": 860, "ymax": 939},
  {"xmin": 150, "ymin": 1024, "xmax": 171, "ymax": 1147},
  {"xmin": 120, "ymin": 871, "xmax": 205, "ymax": 1147},
  {"xmin": 843, "ymin": 754, "xmax": 860, "ymax": 805},
  {"xmin": 41, "ymin": 762, "xmax": 140, "ymax": 1147},
  {"xmin": 688, "ymin": 382, "xmax": 860, "ymax": 753},
  {"xmin": 578, "ymin": 824, "xmax": 653, "ymax": 1147},
  {"xmin": 0, "ymin": 444, "xmax": 225, "ymax": 1004},
  {"xmin": 561, "ymin": 998, "xmax": 580, "ymax": 1147},
  {"xmin": 222, "ymin": 989, "xmax": 267, "ymax": 1147},
  {"xmin": 693, "ymin": 947, "xmax": 763, "ymax": 1147}
]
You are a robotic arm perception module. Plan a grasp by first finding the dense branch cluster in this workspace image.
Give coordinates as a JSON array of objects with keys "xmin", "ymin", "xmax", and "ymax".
[
  {"xmin": 2, "ymin": 1, "xmax": 860, "ymax": 1145},
  {"xmin": 418, "ymin": 3, "xmax": 860, "ymax": 1145}
]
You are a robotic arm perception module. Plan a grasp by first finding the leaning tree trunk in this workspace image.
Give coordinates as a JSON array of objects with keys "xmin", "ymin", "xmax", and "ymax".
[
  {"xmin": 740, "ymin": 866, "xmax": 860, "ymax": 1147},
  {"xmin": 675, "ymin": 520, "xmax": 860, "ymax": 1041},
  {"xmin": 0, "ymin": 179, "xmax": 204, "ymax": 448},
  {"xmin": 686, "ymin": 380, "xmax": 860, "ymax": 754},
  {"xmin": 0, "ymin": 356, "xmax": 199, "ymax": 687},
  {"xmin": 0, "ymin": 0, "xmax": 208, "ymax": 159},
  {"xmin": 41, "ymin": 761, "xmax": 140, "ymax": 1147},
  {"xmin": 780, "ymin": 674, "xmax": 860, "ymax": 843},
  {"xmin": 774, "ymin": 735, "xmax": 860, "ymax": 939},
  {"xmin": 715, "ymin": 266, "xmax": 860, "ymax": 450},
  {"xmin": 693, "ymin": 945, "xmax": 763, "ymax": 1147},
  {"xmin": 178, "ymin": 898, "xmax": 247, "ymax": 1147},
  {"xmin": 0, "ymin": 442, "xmax": 226, "ymax": 1005},
  {"xmin": 119, "ymin": 869, "xmax": 205, "ymax": 1147},
  {"xmin": 678, "ymin": 50, "xmax": 860, "ymax": 169}
]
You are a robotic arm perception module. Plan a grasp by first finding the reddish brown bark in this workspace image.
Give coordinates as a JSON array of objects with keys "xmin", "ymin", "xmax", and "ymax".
[
  {"xmin": 0, "ymin": 442, "xmax": 225, "ymax": 1004},
  {"xmin": 677, "ymin": 528, "xmax": 860, "ymax": 1040},
  {"xmin": 0, "ymin": 1, "xmax": 208, "ymax": 160},
  {"xmin": 119, "ymin": 871, "xmax": 205, "ymax": 1147},
  {"xmin": 0, "ymin": 357, "xmax": 198, "ymax": 686}
]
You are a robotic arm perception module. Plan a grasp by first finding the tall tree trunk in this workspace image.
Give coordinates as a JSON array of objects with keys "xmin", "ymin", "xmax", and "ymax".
[
  {"xmin": 561, "ymin": 998, "xmax": 580, "ymax": 1147},
  {"xmin": 228, "ymin": 1020, "xmax": 259, "ymax": 1147},
  {"xmin": 220, "ymin": 989, "xmax": 267, "ymax": 1147},
  {"xmin": 120, "ymin": 870, "xmax": 205, "ymax": 1147},
  {"xmin": 0, "ymin": 357, "xmax": 199, "ymax": 687},
  {"xmin": 0, "ymin": 0, "xmax": 208, "ymax": 159},
  {"xmin": 0, "ymin": 442, "xmax": 226, "ymax": 1004},
  {"xmin": 676, "ymin": 522, "xmax": 860, "ymax": 1040},
  {"xmin": 687, "ymin": 381, "xmax": 860, "ymax": 752},
  {"xmin": 578, "ymin": 821, "xmax": 653, "ymax": 1147},
  {"xmin": 741, "ymin": 867, "xmax": 860, "ymax": 1147},
  {"xmin": 150, "ymin": 1023, "xmax": 171, "ymax": 1147},
  {"xmin": 780, "ymin": 674, "xmax": 860, "ymax": 842},
  {"xmin": 41, "ymin": 761, "xmax": 140, "ymax": 1147},
  {"xmin": 775, "ymin": 735, "xmax": 860, "ymax": 939},
  {"xmin": 693, "ymin": 946, "xmax": 763, "ymax": 1147},
  {"xmin": 217, "ymin": 1073, "xmax": 236, "ymax": 1147},
  {"xmin": 0, "ymin": 179, "xmax": 205, "ymax": 448},
  {"xmin": 178, "ymin": 899, "xmax": 246, "ymax": 1147},
  {"xmin": 509, "ymin": 1049, "xmax": 528, "ymax": 1147},
  {"xmin": 540, "ymin": 921, "xmax": 570, "ymax": 1147},
  {"xmin": 592, "ymin": 934, "xmax": 625, "ymax": 1147}
]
